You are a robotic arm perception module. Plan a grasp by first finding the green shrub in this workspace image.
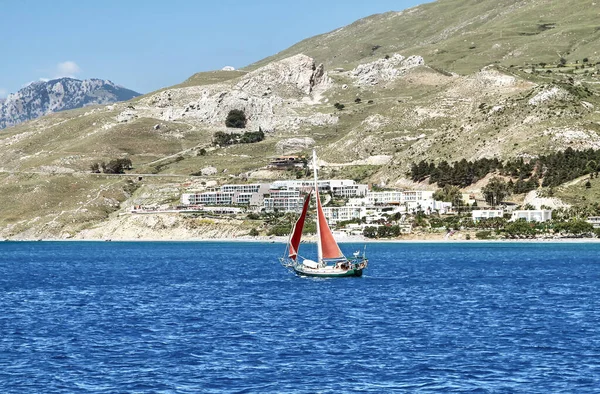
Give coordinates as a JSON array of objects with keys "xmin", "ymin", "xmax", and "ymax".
[
  {"xmin": 213, "ymin": 129, "xmax": 264, "ymax": 146},
  {"xmin": 239, "ymin": 129, "xmax": 264, "ymax": 143},
  {"xmin": 475, "ymin": 230, "xmax": 492, "ymax": 240},
  {"xmin": 363, "ymin": 226, "xmax": 377, "ymax": 238},
  {"xmin": 225, "ymin": 109, "xmax": 246, "ymax": 128},
  {"xmin": 268, "ymin": 224, "xmax": 291, "ymax": 236},
  {"xmin": 554, "ymin": 220, "xmax": 594, "ymax": 236},
  {"xmin": 302, "ymin": 220, "xmax": 317, "ymax": 234},
  {"xmin": 504, "ymin": 219, "xmax": 536, "ymax": 237},
  {"xmin": 101, "ymin": 158, "xmax": 132, "ymax": 174}
]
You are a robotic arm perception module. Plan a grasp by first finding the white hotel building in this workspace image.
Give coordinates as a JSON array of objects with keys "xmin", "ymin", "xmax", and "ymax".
[
  {"xmin": 263, "ymin": 189, "xmax": 305, "ymax": 212},
  {"xmin": 472, "ymin": 210, "xmax": 504, "ymax": 222},
  {"xmin": 181, "ymin": 183, "xmax": 270, "ymax": 207},
  {"xmin": 510, "ymin": 209, "xmax": 553, "ymax": 223},
  {"xmin": 321, "ymin": 205, "xmax": 367, "ymax": 224},
  {"xmin": 181, "ymin": 180, "xmax": 449, "ymax": 219},
  {"xmin": 367, "ymin": 190, "xmax": 435, "ymax": 205},
  {"xmin": 270, "ymin": 179, "xmax": 368, "ymax": 198}
]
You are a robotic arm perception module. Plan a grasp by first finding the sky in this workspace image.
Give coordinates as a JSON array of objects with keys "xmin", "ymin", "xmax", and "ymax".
[{"xmin": 0, "ymin": 0, "xmax": 427, "ymax": 97}]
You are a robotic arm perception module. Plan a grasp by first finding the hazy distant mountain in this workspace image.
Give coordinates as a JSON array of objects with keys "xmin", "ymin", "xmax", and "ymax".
[{"xmin": 0, "ymin": 78, "xmax": 140, "ymax": 129}]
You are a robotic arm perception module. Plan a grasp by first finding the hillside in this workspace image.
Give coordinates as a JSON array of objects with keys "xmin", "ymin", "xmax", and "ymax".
[
  {"xmin": 0, "ymin": 78, "xmax": 140, "ymax": 129},
  {"xmin": 2, "ymin": 0, "xmax": 600, "ymax": 239},
  {"xmin": 249, "ymin": 0, "xmax": 600, "ymax": 75}
]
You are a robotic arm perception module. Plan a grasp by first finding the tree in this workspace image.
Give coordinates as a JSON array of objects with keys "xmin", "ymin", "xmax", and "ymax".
[
  {"xmin": 103, "ymin": 158, "xmax": 132, "ymax": 174},
  {"xmin": 504, "ymin": 220, "xmax": 536, "ymax": 238},
  {"xmin": 213, "ymin": 129, "xmax": 263, "ymax": 146},
  {"xmin": 267, "ymin": 224, "xmax": 291, "ymax": 236},
  {"xmin": 247, "ymin": 212, "xmax": 260, "ymax": 220},
  {"xmin": 239, "ymin": 129, "xmax": 264, "ymax": 143},
  {"xmin": 555, "ymin": 220, "xmax": 593, "ymax": 236},
  {"xmin": 568, "ymin": 220, "xmax": 593, "ymax": 235},
  {"xmin": 90, "ymin": 162, "xmax": 100, "ymax": 173},
  {"xmin": 334, "ymin": 102, "xmax": 345, "ymax": 110},
  {"xmin": 433, "ymin": 185, "xmax": 463, "ymax": 208},
  {"xmin": 213, "ymin": 131, "xmax": 236, "ymax": 146},
  {"xmin": 482, "ymin": 177, "xmax": 510, "ymax": 207},
  {"xmin": 363, "ymin": 226, "xmax": 377, "ymax": 238},
  {"xmin": 225, "ymin": 109, "xmax": 247, "ymax": 128}
]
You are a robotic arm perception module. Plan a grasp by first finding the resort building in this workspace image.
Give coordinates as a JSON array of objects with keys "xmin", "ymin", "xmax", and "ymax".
[
  {"xmin": 220, "ymin": 184, "xmax": 267, "ymax": 194},
  {"xmin": 270, "ymin": 179, "xmax": 368, "ymax": 198},
  {"xmin": 181, "ymin": 180, "xmax": 452, "ymax": 218},
  {"xmin": 405, "ymin": 200, "xmax": 452, "ymax": 215},
  {"xmin": 509, "ymin": 209, "xmax": 553, "ymax": 223},
  {"xmin": 263, "ymin": 189, "xmax": 305, "ymax": 212},
  {"xmin": 587, "ymin": 216, "xmax": 600, "ymax": 228},
  {"xmin": 182, "ymin": 191, "xmax": 235, "ymax": 206},
  {"xmin": 328, "ymin": 180, "xmax": 369, "ymax": 198},
  {"xmin": 366, "ymin": 190, "xmax": 435, "ymax": 205},
  {"xmin": 268, "ymin": 156, "xmax": 306, "ymax": 170},
  {"xmin": 472, "ymin": 210, "xmax": 504, "ymax": 222},
  {"xmin": 181, "ymin": 183, "xmax": 270, "ymax": 207},
  {"xmin": 322, "ymin": 205, "xmax": 367, "ymax": 225}
]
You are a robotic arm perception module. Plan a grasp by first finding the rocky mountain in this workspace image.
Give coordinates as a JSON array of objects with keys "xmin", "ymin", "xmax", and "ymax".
[
  {"xmin": 0, "ymin": 78, "xmax": 140, "ymax": 129},
  {"xmin": 1, "ymin": 0, "xmax": 600, "ymax": 239}
]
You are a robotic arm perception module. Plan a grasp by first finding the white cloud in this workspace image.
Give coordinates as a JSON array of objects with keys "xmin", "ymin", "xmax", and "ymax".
[
  {"xmin": 0, "ymin": 88, "xmax": 7, "ymax": 98},
  {"xmin": 54, "ymin": 61, "xmax": 81, "ymax": 78}
]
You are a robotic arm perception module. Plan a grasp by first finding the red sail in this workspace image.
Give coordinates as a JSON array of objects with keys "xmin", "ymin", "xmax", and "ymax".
[
  {"xmin": 316, "ymin": 190, "xmax": 344, "ymax": 259},
  {"xmin": 289, "ymin": 191, "xmax": 312, "ymax": 260}
]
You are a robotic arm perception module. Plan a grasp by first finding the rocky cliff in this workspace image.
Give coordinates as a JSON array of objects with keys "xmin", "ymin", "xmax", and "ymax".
[
  {"xmin": 134, "ymin": 54, "xmax": 335, "ymax": 132},
  {"xmin": 0, "ymin": 78, "xmax": 140, "ymax": 129}
]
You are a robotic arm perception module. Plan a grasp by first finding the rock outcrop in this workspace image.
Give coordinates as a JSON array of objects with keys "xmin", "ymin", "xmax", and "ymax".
[
  {"xmin": 351, "ymin": 54, "xmax": 424, "ymax": 85},
  {"xmin": 0, "ymin": 78, "xmax": 140, "ymax": 129},
  {"xmin": 275, "ymin": 137, "xmax": 315, "ymax": 154},
  {"xmin": 137, "ymin": 54, "xmax": 336, "ymax": 132},
  {"xmin": 529, "ymin": 85, "xmax": 572, "ymax": 106},
  {"xmin": 200, "ymin": 166, "xmax": 218, "ymax": 176}
]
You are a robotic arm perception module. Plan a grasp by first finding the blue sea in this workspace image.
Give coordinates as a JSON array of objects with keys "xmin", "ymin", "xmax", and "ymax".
[{"xmin": 1, "ymin": 241, "xmax": 599, "ymax": 393}]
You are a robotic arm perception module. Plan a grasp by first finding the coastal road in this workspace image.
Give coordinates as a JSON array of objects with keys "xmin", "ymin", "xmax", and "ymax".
[{"xmin": 0, "ymin": 169, "xmax": 219, "ymax": 179}]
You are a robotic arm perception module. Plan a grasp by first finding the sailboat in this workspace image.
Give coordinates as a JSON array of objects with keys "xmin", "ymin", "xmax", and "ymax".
[{"xmin": 280, "ymin": 150, "xmax": 368, "ymax": 278}]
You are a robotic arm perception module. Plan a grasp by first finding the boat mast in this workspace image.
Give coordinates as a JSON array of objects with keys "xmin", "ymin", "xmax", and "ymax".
[{"xmin": 313, "ymin": 149, "xmax": 323, "ymax": 263}]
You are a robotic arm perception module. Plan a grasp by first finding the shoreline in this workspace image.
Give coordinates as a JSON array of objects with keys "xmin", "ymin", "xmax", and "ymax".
[{"xmin": 3, "ymin": 236, "xmax": 600, "ymax": 244}]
